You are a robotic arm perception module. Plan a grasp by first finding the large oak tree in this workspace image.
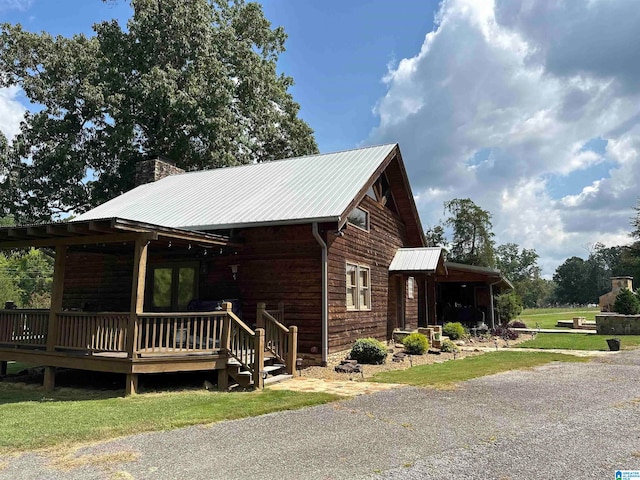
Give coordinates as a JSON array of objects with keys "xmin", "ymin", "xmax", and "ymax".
[{"xmin": 0, "ymin": 0, "xmax": 318, "ymax": 223}]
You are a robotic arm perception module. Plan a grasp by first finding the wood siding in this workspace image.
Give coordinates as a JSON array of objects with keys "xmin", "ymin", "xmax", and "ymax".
[
  {"xmin": 203, "ymin": 225, "xmax": 322, "ymax": 354},
  {"xmin": 326, "ymin": 195, "xmax": 418, "ymax": 351}
]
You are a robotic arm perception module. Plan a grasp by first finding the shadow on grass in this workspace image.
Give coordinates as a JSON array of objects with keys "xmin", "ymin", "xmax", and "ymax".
[{"xmin": 0, "ymin": 367, "xmax": 222, "ymax": 404}]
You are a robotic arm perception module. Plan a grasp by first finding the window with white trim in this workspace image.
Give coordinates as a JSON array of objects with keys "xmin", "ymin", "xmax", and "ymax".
[
  {"xmin": 407, "ymin": 276, "xmax": 415, "ymax": 299},
  {"xmin": 346, "ymin": 262, "xmax": 371, "ymax": 310}
]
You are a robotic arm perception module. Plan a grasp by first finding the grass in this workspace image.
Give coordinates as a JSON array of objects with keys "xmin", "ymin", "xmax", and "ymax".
[
  {"xmin": 0, "ymin": 384, "xmax": 339, "ymax": 453},
  {"xmin": 516, "ymin": 333, "xmax": 640, "ymax": 351},
  {"xmin": 518, "ymin": 307, "xmax": 599, "ymax": 329},
  {"xmin": 5, "ymin": 362, "xmax": 34, "ymax": 375},
  {"xmin": 371, "ymin": 351, "xmax": 587, "ymax": 386}
]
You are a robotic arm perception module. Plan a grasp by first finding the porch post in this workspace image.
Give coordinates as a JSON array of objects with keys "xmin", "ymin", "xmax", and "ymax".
[
  {"xmin": 256, "ymin": 302, "xmax": 265, "ymax": 329},
  {"xmin": 254, "ymin": 328, "xmax": 265, "ymax": 389},
  {"xmin": 286, "ymin": 326, "xmax": 298, "ymax": 375},
  {"xmin": 44, "ymin": 244, "xmax": 67, "ymax": 392},
  {"xmin": 126, "ymin": 237, "xmax": 148, "ymax": 394}
]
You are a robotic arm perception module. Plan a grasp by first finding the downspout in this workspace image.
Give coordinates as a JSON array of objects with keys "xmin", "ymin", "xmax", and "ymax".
[{"xmin": 312, "ymin": 222, "xmax": 328, "ymax": 365}]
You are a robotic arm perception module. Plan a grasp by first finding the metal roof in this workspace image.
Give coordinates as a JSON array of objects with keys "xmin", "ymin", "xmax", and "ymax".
[
  {"xmin": 76, "ymin": 144, "xmax": 398, "ymax": 230},
  {"xmin": 389, "ymin": 247, "xmax": 444, "ymax": 273},
  {"xmin": 444, "ymin": 262, "xmax": 514, "ymax": 290}
]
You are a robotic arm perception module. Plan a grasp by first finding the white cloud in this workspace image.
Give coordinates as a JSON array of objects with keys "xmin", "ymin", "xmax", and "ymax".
[
  {"xmin": 0, "ymin": 0, "xmax": 33, "ymax": 12},
  {"xmin": 0, "ymin": 87, "xmax": 26, "ymax": 141},
  {"xmin": 368, "ymin": 0, "xmax": 640, "ymax": 276}
]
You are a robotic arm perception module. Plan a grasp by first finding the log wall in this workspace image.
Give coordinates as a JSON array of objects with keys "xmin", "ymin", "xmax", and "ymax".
[{"xmin": 326, "ymin": 195, "xmax": 419, "ymax": 351}]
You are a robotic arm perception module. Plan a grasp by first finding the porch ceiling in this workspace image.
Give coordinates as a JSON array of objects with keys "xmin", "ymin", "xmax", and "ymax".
[{"xmin": 0, "ymin": 217, "xmax": 238, "ymax": 250}]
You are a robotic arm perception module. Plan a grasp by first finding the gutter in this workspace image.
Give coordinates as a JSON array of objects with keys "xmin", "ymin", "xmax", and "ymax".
[{"xmin": 312, "ymin": 222, "xmax": 328, "ymax": 365}]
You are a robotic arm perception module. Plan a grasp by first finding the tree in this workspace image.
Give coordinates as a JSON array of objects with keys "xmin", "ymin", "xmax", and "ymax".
[
  {"xmin": 613, "ymin": 289, "xmax": 640, "ymax": 315},
  {"xmin": 0, "ymin": 0, "xmax": 318, "ymax": 223},
  {"xmin": 495, "ymin": 243, "xmax": 540, "ymax": 282},
  {"xmin": 553, "ymin": 256, "xmax": 591, "ymax": 304},
  {"xmin": 425, "ymin": 224, "xmax": 447, "ymax": 248},
  {"xmin": 443, "ymin": 198, "xmax": 495, "ymax": 267}
]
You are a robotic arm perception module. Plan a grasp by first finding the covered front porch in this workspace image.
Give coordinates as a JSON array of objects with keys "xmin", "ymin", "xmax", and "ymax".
[{"xmin": 0, "ymin": 218, "xmax": 297, "ymax": 394}]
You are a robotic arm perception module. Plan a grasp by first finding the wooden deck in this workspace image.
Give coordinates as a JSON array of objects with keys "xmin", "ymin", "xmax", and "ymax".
[{"xmin": 0, "ymin": 303, "xmax": 296, "ymax": 394}]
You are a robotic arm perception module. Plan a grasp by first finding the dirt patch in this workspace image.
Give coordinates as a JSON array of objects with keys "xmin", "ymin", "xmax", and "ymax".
[{"xmin": 300, "ymin": 335, "xmax": 531, "ymax": 381}]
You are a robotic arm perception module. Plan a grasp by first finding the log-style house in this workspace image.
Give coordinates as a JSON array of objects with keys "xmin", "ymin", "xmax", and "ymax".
[{"xmin": 0, "ymin": 143, "xmax": 510, "ymax": 393}]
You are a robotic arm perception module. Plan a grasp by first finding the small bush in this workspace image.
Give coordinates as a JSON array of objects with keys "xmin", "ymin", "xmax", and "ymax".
[
  {"xmin": 349, "ymin": 338, "xmax": 388, "ymax": 364},
  {"xmin": 491, "ymin": 325, "xmax": 520, "ymax": 340},
  {"xmin": 613, "ymin": 289, "xmax": 640, "ymax": 315},
  {"xmin": 496, "ymin": 292, "xmax": 523, "ymax": 323},
  {"xmin": 509, "ymin": 320, "xmax": 527, "ymax": 329},
  {"xmin": 440, "ymin": 339, "xmax": 459, "ymax": 353},
  {"xmin": 402, "ymin": 333, "xmax": 429, "ymax": 355},
  {"xmin": 443, "ymin": 322, "xmax": 467, "ymax": 340}
]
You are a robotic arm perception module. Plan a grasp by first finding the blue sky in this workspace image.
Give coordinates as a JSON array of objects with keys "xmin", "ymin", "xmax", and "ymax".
[{"xmin": 2, "ymin": 0, "xmax": 640, "ymax": 276}]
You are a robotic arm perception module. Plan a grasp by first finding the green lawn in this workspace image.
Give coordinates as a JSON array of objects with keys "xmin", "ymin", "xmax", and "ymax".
[
  {"xmin": 516, "ymin": 333, "xmax": 640, "ymax": 351},
  {"xmin": 0, "ymin": 384, "xmax": 339, "ymax": 453},
  {"xmin": 518, "ymin": 307, "xmax": 599, "ymax": 329},
  {"xmin": 371, "ymin": 351, "xmax": 587, "ymax": 387}
]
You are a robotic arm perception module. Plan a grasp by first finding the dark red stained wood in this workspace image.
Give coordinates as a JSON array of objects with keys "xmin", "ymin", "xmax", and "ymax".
[
  {"xmin": 202, "ymin": 224, "xmax": 323, "ymax": 354},
  {"xmin": 327, "ymin": 195, "xmax": 416, "ymax": 352}
]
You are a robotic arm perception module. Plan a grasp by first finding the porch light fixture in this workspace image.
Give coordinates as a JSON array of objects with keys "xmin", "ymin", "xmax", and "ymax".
[{"xmin": 230, "ymin": 264, "xmax": 239, "ymax": 280}]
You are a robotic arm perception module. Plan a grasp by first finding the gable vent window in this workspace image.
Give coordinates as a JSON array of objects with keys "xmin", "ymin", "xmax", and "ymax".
[
  {"xmin": 346, "ymin": 262, "xmax": 371, "ymax": 311},
  {"xmin": 347, "ymin": 207, "xmax": 369, "ymax": 231}
]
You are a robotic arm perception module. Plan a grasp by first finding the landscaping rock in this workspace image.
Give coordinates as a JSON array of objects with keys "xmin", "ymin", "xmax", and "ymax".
[
  {"xmin": 454, "ymin": 340, "xmax": 466, "ymax": 346},
  {"xmin": 335, "ymin": 361, "xmax": 362, "ymax": 373},
  {"xmin": 427, "ymin": 349, "xmax": 442, "ymax": 355},
  {"xmin": 392, "ymin": 352, "xmax": 407, "ymax": 363}
]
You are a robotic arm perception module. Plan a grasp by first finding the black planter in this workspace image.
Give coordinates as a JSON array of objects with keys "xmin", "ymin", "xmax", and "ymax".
[{"xmin": 606, "ymin": 338, "xmax": 621, "ymax": 351}]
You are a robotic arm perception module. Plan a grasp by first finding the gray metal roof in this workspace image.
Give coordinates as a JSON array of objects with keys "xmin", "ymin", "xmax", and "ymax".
[
  {"xmin": 389, "ymin": 247, "xmax": 444, "ymax": 273},
  {"xmin": 76, "ymin": 144, "xmax": 398, "ymax": 230}
]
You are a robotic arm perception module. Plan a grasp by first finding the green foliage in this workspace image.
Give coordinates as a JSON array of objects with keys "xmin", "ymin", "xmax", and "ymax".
[
  {"xmin": 0, "ymin": 249, "xmax": 53, "ymax": 308},
  {"xmin": 402, "ymin": 333, "xmax": 429, "ymax": 355},
  {"xmin": 443, "ymin": 198, "xmax": 495, "ymax": 267},
  {"xmin": 440, "ymin": 339, "xmax": 459, "ymax": 353},
  {"xmin": 424, "ymin": 224, "xmax": 447, "ymax": 248},
  {"xmin": 0, "ymin": 0, "xmax": 318, "ymax": 222},
  {"xmin": 443, "ymin": 322, "xmax": 466, "ymax": 340},
  {"xmin": 349, "ymin": 338, "xmax": 388, "ymax": 365},
  {"xmin": 613, "ymin": 289, "xmax": 640, "ymax": 315},
  {"xmin": 496, "ymin": 292, "xmax": 523, "ymax": 323}
]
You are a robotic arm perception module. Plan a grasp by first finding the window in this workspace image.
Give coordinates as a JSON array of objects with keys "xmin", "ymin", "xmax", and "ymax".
[
  {"xmin": 347, "ymin": 206, "xmax": 369, "ymax": 231},
  {"xmin": 346, "ymin": 262, "xmax": 371, "ymax": 310},
  {"xmin": 150, "ymin": 263, "xmax": 198, "ymax": 311},
  {"xmin": 370, "ymin": 173, "xmax": 398, "ymax": 214},
  {"xmin": 407, "ymin": 276, "xmax": 415, "ymax": 299}
]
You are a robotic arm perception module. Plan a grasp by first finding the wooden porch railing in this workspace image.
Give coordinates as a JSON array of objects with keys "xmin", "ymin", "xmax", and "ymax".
[
  {"xmin": 256, "ymin": 302, "xmax": 298, "ymax": 375},
  {"xmin": 0, "ymin": 309, "xmax": 49, "ymax": 347},
  {"xmin": 0, "ymin": 306, "xmax": 269, "ymax": 388},
  {"xmin": 56, "ymin": 312, "xmax": 129, "ymax": 352},
  {"xmin": 135, "ymin": 312, "xmax": 226, "ymax": 354}
]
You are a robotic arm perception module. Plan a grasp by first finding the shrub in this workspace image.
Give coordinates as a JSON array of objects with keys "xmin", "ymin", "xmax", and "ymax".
[
  {"xmin": 491, "ymin": 325, "xmax": 520, "ymax": 340},
  {"xmin": 402, "ymin": 333, "xmax": 429, "ymax": 355},
  {"xmin": 349, "ymin": 338, "xmax": 388, "ymax": 364},
  {"xmin": 496, "ymin": 292, "xmax": 523, "ymax": 324},
  {"xmin": 613, "ymin": 289, "xmax": 640, "ymax": 315},
  {"xmin": 440, "ymin": 339, "xmax": 459, "ymax": 353},
  {"xmin": 443, "ymin": 322, "xmax": 467, "ymax": 340},
  {"xmin": 509, "ymin": 320, "xmax": 527, "ymax": 329}
]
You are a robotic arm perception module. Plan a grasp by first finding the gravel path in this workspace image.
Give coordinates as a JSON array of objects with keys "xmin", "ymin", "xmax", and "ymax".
[{"xmin": 2, "ymin": 350, "xmax": 640, "ymax": 479}]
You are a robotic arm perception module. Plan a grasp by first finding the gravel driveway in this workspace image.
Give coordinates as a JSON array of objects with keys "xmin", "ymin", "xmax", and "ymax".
[{"xmin": 2, "ymin": 351, "xmax": 640, "ymax": 480}]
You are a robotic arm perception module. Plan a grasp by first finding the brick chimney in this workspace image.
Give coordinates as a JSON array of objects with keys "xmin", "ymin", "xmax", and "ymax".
[{"xmin": 135, "ymin": 157, "xmax": 185, "ymax": 186}]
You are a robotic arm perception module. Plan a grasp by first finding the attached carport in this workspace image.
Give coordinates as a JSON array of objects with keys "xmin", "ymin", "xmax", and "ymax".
[{"xmin": 434, "ymin": 262, "xmax": 513, "ymax": 329}]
